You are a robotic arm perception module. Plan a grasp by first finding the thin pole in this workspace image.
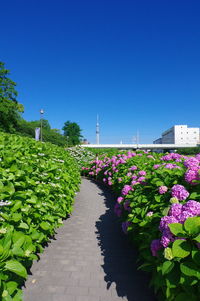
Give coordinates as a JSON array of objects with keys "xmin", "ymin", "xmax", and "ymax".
[
  {"xmin": 40, "ymin": 114, "xmax": 43, "ymax": 142},
  {"xmin": 40, "ymin": 109, "xmax": 44, "ymax": 142}
]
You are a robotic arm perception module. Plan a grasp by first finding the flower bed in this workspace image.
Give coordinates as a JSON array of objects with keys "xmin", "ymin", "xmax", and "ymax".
[
  {"xmin": 82, "ymin": 151, "xmax": 200, "ymax": 300},
  {"xmin": 0, "ymin": 132, "xmax": 80, "ymax": 300}
]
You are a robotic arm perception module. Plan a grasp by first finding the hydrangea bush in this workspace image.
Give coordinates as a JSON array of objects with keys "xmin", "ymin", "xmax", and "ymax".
[
  {"xmin": 82, "ymin": 150, "xmax": 200, "ymax": 300},
  {"xmin": 0, "ymin": 132, "xmax": 80, "ymax": 300},
  {"xmin": 66, "ymin": 146, "xmax": 95, "ymax": 170}
]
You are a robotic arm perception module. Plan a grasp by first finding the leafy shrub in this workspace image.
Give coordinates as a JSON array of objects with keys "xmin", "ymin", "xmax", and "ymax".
[
  {"xmin": 83, "ymin": 151, "xmax": 200, "ymax": 300},
  {"xmin": 67, "ymin": 146, "xmax": 95, "ymax": 169},
  {"xmin": 0, "ymin": 132, "xmax": 80, "ymax": 300}
]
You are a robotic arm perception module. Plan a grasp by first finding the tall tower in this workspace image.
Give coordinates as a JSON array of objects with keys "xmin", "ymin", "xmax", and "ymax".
[{"xmin": 96, "ymin": 115, "xmax": 100, "ymax": 144}]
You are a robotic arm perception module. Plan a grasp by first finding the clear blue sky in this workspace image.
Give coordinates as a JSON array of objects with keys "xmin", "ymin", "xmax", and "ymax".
[{"xmin": 1, "ymin": 0, "xmax": 200, "ymax": 143}]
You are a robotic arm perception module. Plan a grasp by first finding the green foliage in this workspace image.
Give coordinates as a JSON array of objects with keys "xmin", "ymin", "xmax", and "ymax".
[
  {"xmin": 63, "ymin": 121, "xmax": 82, "ymax": 146},
  {"xmin": 0, "ymin": 62, "xmax": 24, "ymax": 133},
  {"xmin": 17, "ymin": 119, "xmax": 66, "ymax": 147},
  {"xmin": 0, "ymin": 131, "xmax": 80, "ymax": 299},
  {"xmin": 177, "ymin": 147, "xmax": 200, "ymax": 155}
]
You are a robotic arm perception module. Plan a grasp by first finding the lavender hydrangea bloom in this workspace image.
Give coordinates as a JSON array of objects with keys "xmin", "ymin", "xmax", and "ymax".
[
  {"xmin": 178, "ymin": 210, "xmax": 195, "ymax": 223},
  {"xmin": 138, "ymin": 170, "xmax": 146, "ymax": 176},
  {"xmin": 124, "ymin": 200, "xmax": 131, "ymax": 212},
  {"xmin": 129, "ymin": 165, "xmax": 137, "ymax": 171},
  {"xmin": 169, "ymin": 203, "xmax": 183, "ymax": 218},
  {"xmin": 146, "ymin": 211, "xmax": 153, "ymax": 217},
  {"xmin": 153, "ymin": 164, "xmax": 160, "ymax": 169},
  {"xmin": 196, "ymin": 154, "xmax": 200, "ymax": 161},
  {"xmin": 122, "ymin": 221, "xmax": 132, "ymax": 234},
  {"xmin": 158, "ymin": 186, "xmax": 168, "ymax": 194},
  {"xmin": 117, "ymin": 196, "xmax": 124, "ymax": 204},
  {"xmin": 171, "ymin": 184, "xmax": 189, "ymax": 201},
  {"xmin": 150, "ymin": 239, "xmax": 162, "ymax": 256},
  {"xmin": 184, "ymin": 157, "xmax": 199, "ymax": 169},
  {"xmin": 159, "ymin": 216, "xmax": 179, "ymax": 232},
  {"xmin": 182, "ymin": 200, "xmax": 200, "ymax": 216},
  {"xmin": 160, "ymin": 235, "xmax": 171, "ymax": 248},
  {"xmin": 126, "ymin": 172, "xmax": 132, "ymax": 177},
  {"xmin": 114, "ymin": 203, "xmax": 122, "ymax": 217},
  {"xmin": 184, "ymin": 168, "xmax": 200, "ymax": 184},
  {"xmin": 165, "ymin": 163, "xmax": 180, "ymax": 169},
  {"xmin": 121, "ymin": 185, "xmax": 132, "ymax": 195},
  {"xmin": 137, "ymin": 176, "xmax": 146, "ymax": 183}
]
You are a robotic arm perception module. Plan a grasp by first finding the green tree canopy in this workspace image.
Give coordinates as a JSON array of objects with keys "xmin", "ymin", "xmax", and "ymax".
[
  {"xmin": 62, "ymin": 121, "xmax": 82, "ymax": 146},
  {"xmin": 17, "ymin": 119, "xmax": 66, "ymax": 147},
  {"xmin": 0, "ymin": 62, "xmax": 24, "ymax": 132}
]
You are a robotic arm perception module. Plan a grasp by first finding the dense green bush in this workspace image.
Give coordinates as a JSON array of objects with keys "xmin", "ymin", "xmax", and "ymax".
[
  {"xmin": 66, "ymin": 146, "xmax": 95, "ymax": 169},
  {"xmin": 177, "ymin": 147, "xmax": 200, "ymax": 155},
  {"xmin": 16, "ymin": 119, "xmax": 66, "ymax": 147},
  {"xmin": 0, "ymin": 132, "xmax": 80, "ymax": 300}
]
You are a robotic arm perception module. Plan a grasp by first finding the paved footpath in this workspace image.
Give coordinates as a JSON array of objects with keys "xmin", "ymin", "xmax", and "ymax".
[{"xmin": 23, "ymin": 178, "xmax": 156, "ymax": 301}]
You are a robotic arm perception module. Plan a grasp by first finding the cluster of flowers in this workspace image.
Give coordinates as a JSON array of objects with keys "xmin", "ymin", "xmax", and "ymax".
[
  {"xmin": 0, "ymin": 200, "xmax": 12, "ymax": 207},
  {"xmin": 68, "ymin": 146, "xmax": 95, "ymax": 169},
  {"xmin": 151, "ymin": 199, "xmax": 200, "ymax": 256},
  {"xmin": 184, "ymin": 156, "xmax": 200, "ymax": 184},
  {"xmin": 83, "ymin": 151, "xmax": 200, "ymax": 251}
]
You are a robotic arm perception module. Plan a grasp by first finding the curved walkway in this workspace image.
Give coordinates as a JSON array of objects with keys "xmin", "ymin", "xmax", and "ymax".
[{"xmin": 23, "ymin": 178, "xmax": 156, "ymax": 301}]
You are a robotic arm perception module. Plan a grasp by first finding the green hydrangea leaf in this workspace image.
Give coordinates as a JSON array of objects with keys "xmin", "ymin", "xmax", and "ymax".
[
  {"xmin": 5, "ymin": 260, "xmax": 27, "ymax": 278},
  {"xmin": 172, "ymin": 240, "xmax": 191, "ymax": 258},
  {"xmin": 184, "ymin": 217, "xmax": 200, "ymax": 236}
]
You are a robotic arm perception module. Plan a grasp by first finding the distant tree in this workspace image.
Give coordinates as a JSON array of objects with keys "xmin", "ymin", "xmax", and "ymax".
[
  {"xmin": 62, "ymin": 121, "xmax": 82, "ymax": 146},
  {"xmin": 28, "ymin": 119, "xmax": 51, "ymax": 131},
  {"xmin": 17, "ymin": 119, "xmax": 66, "ymax": 147},
  {"xmin": 0, "ymin": 62, "xmax": 24, "ymax": 132}
]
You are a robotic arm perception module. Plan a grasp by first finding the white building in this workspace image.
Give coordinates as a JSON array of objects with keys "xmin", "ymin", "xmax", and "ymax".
[{"xmin": 154, "ymin": 125, "xmax": 200, "ymax": 145}]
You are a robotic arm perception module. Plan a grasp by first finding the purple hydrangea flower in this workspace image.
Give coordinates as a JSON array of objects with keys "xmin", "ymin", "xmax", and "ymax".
[
  {"xmin": 121, "ymin": 185, "xmax": 132, "ymax": 195},
  {"xmin": 138, "ymin": 170, "xmax": 146, "ymax": 176},
  {"xmin": 184, "ymin": 168, "xmax": 200, "ymax": 184},
  {"xmin": 182, "ymin": 200, "xmax": 200, "ymax": 216},
  {"xmin": 171, "ymin": 184, "xmax": 189, "ymax": 201},
  {"xmin": 126, "ymin": 172, "xmax": 132, "ymax": 177},
  {"xmin": 184, "ymin": 157, "xmax": 199, "ymax": 169},
  {"xmin": 150, "ymin": 239, "xmax": 162, "ymax": 256},
  {"xmin": 129, "ymin": 165, "xmax": 137, "ymax": 171},
  {"xmin": 122, "ymin": 221, "xmax": 132, "ymax": 234},
  {"xmin": 114, "ymin": 203, "xmax": 122, "ymax": 217},
  {"xmin": 160, "ymin": 235, "xmax": 171, "ymax": 248},
  {"xmin": 124, "ymin": 200, "xmax": 131, "ymax": 212},
  {"xmin": 159, "ymin": 216, "xmax": 179, "ymax": 232},
  {"xmin": 137, "ymin": 176, "xmax": 146, "ymax": 183},
  {"xmin": 169, "ymin": 203, "xmax": 183, "ymax": 218},
  {"xmin": 178, "ymin": 210, "xmax": 195, "ymax": 223},
  {"xmin": 153, "ymin": 164, "xmax": 161, "ymax": 169}
]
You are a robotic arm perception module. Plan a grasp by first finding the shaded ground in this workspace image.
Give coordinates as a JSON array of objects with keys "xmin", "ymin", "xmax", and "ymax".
[{"xmin": 23, "ymin": 178, "xmax": 156, "ymax": 301}]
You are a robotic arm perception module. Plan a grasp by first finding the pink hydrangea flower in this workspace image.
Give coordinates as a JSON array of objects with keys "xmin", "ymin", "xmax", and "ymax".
[
  {"xmin": 122, "ymin": 185, "xmax": 132, "ymax": 195},
  {"xmin": 158, "ymin": 186, "xmax": 168, "ymax": 194},
  {"xmin": 146, "ymin": 211, "xmax": 153, "ymax": 217},
  {"xmin": 138, "ymin": 170, "xmax": 146, "ymax": 176},
  {"xmin": 117, "ymin": 196, "xmax": 124, "ymax": 204}
]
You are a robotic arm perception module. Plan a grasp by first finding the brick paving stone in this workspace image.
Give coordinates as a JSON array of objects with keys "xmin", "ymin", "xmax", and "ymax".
[{"xmin": 23, "ymin": 178, "xmax": 156, "ymax": 301}]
